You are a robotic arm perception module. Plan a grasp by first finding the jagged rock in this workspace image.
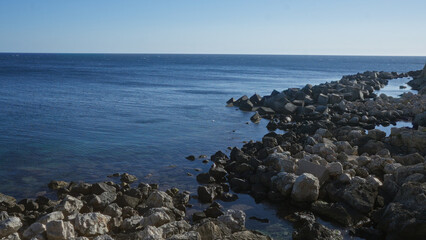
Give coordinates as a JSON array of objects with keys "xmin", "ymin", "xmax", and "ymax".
[
  {"xmin": 341, "ymin": 177, "xmax": 378, "ymax": 214},
  {"xmin": 168, "ymin": 231, "xmax": 201, "ymax": 240},
  {"xmin": 159, "ymin": 220, "xmax": 191, "ymax": 238},
  {"xmin": 197, "ymin": 186, "xmax": 216, "ymax": 203},
  {"xmin": 120, "ymin": 173, "xmax": 137, "ymax": 183},
  {"xmin": 291, "ymin": 173, "xmax": 320, "ymax": 202},
  {"xmin": 146, "ymin": 191, "xmax": 174, "ymax": 208},
  {"xmin": 291, "ymin": 212, "xmax": 343, "ymax": 240},
  {"xmin": 103, "ymin": 203, "xmax": 122, "ymax": 218},
  {"xmin": 54, "ymin": 195, "xmax": 83, "ymax": 216},
  {"xmin": 218, "ymin": 210, "xmax": 246, "ymax": 232},
  {"xmin": 135, "ymin": 225, "xmax": 163, "ymax": 240},
  {"xmin": 140, "ymin": 209, "xmax": 172, "ymax": 228},
  {"xmin": 74, "ymin": 213, "xmax": 110, "ymax": 236}
]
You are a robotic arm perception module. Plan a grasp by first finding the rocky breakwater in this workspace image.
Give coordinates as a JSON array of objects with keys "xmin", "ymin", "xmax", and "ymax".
[
  {"xmin": 203, "ymin": 67, "xmax": 426, "ymax": 239},
  {"xmin": 0, "ymin": 173, "xmax": 270, "ymax": 240}
]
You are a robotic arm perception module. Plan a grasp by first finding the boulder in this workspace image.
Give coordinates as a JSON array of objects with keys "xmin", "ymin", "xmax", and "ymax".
[
  {"xmin": 135, "ymin": 225, "xmax": 163, "ymax": 240},
  {"xmin": 264, "ymin": 153, "xmax": 295, "ymax": 173},
  {"xmin": 326, "ymin": 162, "xmax": 343, "ymax": 177},
  {"xmin": 159, "ymin": 220, "xmax": 191, "ymax": 238},
  {"xmin": 140, "ymin": 209, "xmax": 172, "ymax": 228},
  {"xmin": 292, "ymin": 212, "xmax": 343, "ymax": 240},
  {"xmin": 272, "ymin": 172, "xmax": 297, "ymax": 197},
  {"xmin": 317, "ymin": 94, "xmax": 329, "ymax": 105},
  {"xmin": 368, "ymin": 129, "xmax": 386, "ymax": 140},
  {"xmin": 38, "ymin": 211, "xmax": 64, "ymax": 225},
  {"xmin": 146, "ymin": 190, "xmax": 174, "ymax": 208},
  {"xmin": 0, "ymin": 217, "xmax": 22, "ymax": 238},
  {"xmin": 74, "ymin": 213, "xmax": 110, "ymax": 237},
  {"xmin": 296, "ymin": 160, "xmax": 329, "ymax": 184},
  {"xmin": 120, "ymin": 173, "xmax": 138, "ymax": 183},
  {"xmin": 291, "ymin": 173, "xmax": 320, "ymax": 202},
  {"xmin": 46, "ymin": 220, "xmax": 75, "ymax": 240},
  {"xmin": 23, "ymin": 222, "xmax": 46, "ymax": 240},
  {"xmin": 197, "ymin": 186, "xmax": 217, "ymax": 203},
  {"xmin": 217, "ymin": 210, "xmax": 246, "ymax": 232},
  {"xmin": 54, "ymin": 195, "xmax": 83, "ymax": 216}
]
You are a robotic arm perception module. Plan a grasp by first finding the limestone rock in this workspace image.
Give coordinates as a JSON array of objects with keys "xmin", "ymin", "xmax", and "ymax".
[
  {"xmin": 291, "ymin": 173, "xmax": 320, "ymax": 202},
  {"xmin": 74, "ymin": 213, "xmax": 110, "ymax": 236},
  {"xmin": 45, "ymin": 220, "xmax": 75, "ymax": 240}
]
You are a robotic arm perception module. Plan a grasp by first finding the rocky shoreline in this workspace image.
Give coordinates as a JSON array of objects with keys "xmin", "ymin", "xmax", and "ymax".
[
  {"xmin": 1, "ymin": 64, "xmax": 426, "ymax": 240},
  {"xmin": 1, "ymin": 173, "xmax": 271, "ymax": 240}
]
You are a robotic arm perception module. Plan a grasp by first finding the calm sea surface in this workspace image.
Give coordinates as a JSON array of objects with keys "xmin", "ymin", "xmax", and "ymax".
[{"xmin": 0, "ymin": 54, "xmax": 425, "ymax": 238}]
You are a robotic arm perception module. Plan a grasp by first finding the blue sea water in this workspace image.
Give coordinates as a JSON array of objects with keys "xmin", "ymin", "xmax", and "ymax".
[{"xmin": 0, "ymin": 53, "xmax": 425, "ymax": 238}]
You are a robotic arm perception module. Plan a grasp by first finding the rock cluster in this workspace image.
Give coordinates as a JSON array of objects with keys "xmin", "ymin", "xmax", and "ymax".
[
  {"xmin": 214, "ymin": 66, "xmax": 426, "ymax": 239},
  {"xmin": 0, "ymin": 174, "xmax": 270, "ymax": 240}
]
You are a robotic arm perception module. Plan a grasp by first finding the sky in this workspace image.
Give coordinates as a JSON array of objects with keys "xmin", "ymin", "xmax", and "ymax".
[{"xmin": 0, "ymin": 0, "xmax": 425, "ymax": 56}]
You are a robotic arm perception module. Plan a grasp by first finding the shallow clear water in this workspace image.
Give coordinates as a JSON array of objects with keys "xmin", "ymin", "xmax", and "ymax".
[{"xmin": 0, "ymin": 54, "xmax": 425, "ymax": 238}]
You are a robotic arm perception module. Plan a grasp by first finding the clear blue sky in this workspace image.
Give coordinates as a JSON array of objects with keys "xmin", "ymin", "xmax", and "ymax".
[{"xmin": 1, "ymin": 0, "xmax": 425, "ymax": 55}]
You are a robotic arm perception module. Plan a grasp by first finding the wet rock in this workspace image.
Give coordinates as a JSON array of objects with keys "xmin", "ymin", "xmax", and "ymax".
[
  {"xmin": 197, "ymin": 186, "xmax": 217, "ymax": 203},
  {"xmin": 186, "ymin": 155, "xmax": 196, "ymax": 161},
  {"xmin": 192, "ymin": 212, "xmax": 207, "ymax": 222},
  {"xmin": 209, "ymin": 165, "xmax": 227, "ymax": 182},
  {"xmin": 230, "ymin": 178, "xmax": 250, "ymax": 193},
  {"xmin": 218, "ymin": 210, "xmax": 246, "ymax": 232},
  {"xmin": 46, "ymin": 220, "xmax": 75, "ymax": 240},
  {"xmin": 204, "ymin": 202, "xmax": 224, "ymax": 218},
  {"xmin": 196, "ymin": 173, "xmax": 215, "ymax": 184},
  {"xmin": 291, "ymin": 173, "xmax": 320, "ymax": 203},
  {"xmin": 250, "ymin": 112, "xmax": 261, "ymax": 123},
  {"xmin": 291, "ymin": 212, "xmax": 343, "ymax": 240},
  {"xmin": 47, "ymin": 181, "xmax": 69, "ymax": 190}
]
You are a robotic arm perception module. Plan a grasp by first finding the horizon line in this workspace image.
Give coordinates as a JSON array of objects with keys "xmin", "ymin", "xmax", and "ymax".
[{"xmin": 1, "ymin": 51, "xmax": 426, "ymax": 58}]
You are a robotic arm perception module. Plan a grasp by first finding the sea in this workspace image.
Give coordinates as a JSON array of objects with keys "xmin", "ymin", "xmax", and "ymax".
[{"xmin": 0, "ymin": 53, "xmax": 425, "ymax": 239}]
